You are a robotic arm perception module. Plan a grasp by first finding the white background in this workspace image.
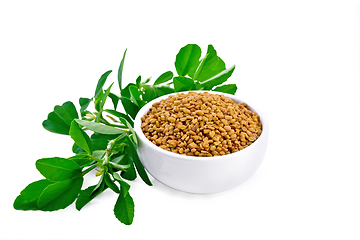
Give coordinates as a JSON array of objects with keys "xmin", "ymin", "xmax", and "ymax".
[{"xmin": 1, "ymin": 1, "xmax": 359, "ymax": 240}]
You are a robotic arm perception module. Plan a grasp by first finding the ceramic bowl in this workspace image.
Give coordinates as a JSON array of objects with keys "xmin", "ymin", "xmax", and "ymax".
[{"xmin": 134, "ymin": 91, "xmax": 269, "ymax": 194}]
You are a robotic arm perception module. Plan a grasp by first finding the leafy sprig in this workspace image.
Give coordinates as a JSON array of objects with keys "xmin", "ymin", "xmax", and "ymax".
[{"xmin": 13, "ymin": 44, "xmax": 237, "ymax": 225}]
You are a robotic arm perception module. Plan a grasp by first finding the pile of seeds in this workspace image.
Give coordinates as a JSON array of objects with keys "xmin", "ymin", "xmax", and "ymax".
[{"xmin": 140, "ymin": 92, "xmax": 262, "ymax": 157}]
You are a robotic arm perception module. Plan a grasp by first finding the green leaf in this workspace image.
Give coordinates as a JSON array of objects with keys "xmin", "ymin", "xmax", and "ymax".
[
  {"xmin": 94, "ymin": 70, "xmax": 112, "ymax": 99},
  {"xmin": 100, "ymin": 82, "xmax": 114, "ymax": 110},
  {"xmin": 90, "ymin": 133, "xmax": 121, "ymax": 151},
  {"xmin": 175, "ymin": 44, "xmax": 201, "ymax": 77},
  {"xmin": 154, "ymin": 71, "xmax": 174, "ymax": 85},
  {"xmin": 109, "ymin": 162, "xmax": 130, "ymax": 171},
  {"xmin": 13, "ymin": 179, "xmax": 52, "ymax": 211},
  {"xmin": 173, "ymin": 76, "xmax": 195, "ymax": 92},
  {"xmin": 42, "ymin": 101, "xmax": 78, "ymax": 135},
  {"xmin": 75, "ymin": 119, "xmax": 125, "ymax": 135},
  {"xmin": 37, "ymin": 176, "xmax": 83, "ymax": 211},
  {"xmin": 104, "ymin": 172, "xmax": 120, "ymax": 193},
  {"xmin": 118, "ymin": 49, "xmax": 127, "ymax": 92},
  {"xmin": 104, "ymin": 109, "xmax": 134, "ymax": 127},
  {"xmin": 135, "ymin": 75, "xmax": 141, "ymax": 88},
  {"xmin": 72, "ymin": 142, "xmax": 85, "ymax": 154},
  {"xmin": 154, "ymin": 85, "xmax": 175, "ymax": 97},
  {"xmin": 127, "ymin": 137, "xmax": 152, "ymax": 186},
  {"xmin": 94, "ymin": 89, "xmax": 104, "ymax": 112},
  {"xmin": 120, "ymin": 97, "xmax": 140, "ymax": 120},
  {"xmin": 79, "ymin": 98, "xmax": 92, "ymax": 113},
  {"xmin": 144, "ymin": 77, "xmax": 151, "ymax": 84},
  {"xmin": 75, "ymin": 184, "xmax": 108, "ymax": 211},
  {"xmin": 193, "ymin": 53, "xmax": 209, "ymax": 81},
  {"xmin": 121, "ymin": 83, "xmax": 136, "ymax": 99},
  {"xmin": 70, "ymin": 121, "xmax": 93, "ymax": 155},
  {"xmin": 119, "ymin": 117, "xmax": 138, "ymax": 147},
  {"xmin": 114, "ymin": 186, "xmax": 134, "ymax": 225},
  {"xmin": 199, "ymin": 65, "xmax": 236, "ymax": 90},
  {"xmin": 91, "ymin": 173, "xmax": 106, "ymax": 197},
  {"xmin": 36, "ymin": 157, "xmax": 81, "ymax": 182},
  {"xmin": 119, "ymin": 179, "xmax": 130, "ymax": 197},
  {"xmin": 129, "ymin": 85, "xmax": 141, "ymax": 101},
  {"xmin": 108, "ymin": 93, "xmax": 120, "ymax": 110},
  {"xmin": 213, "ymin": 84, "xmax": 238, "ymax": 95},
  {"xmin": 68, "ymin": 153, "xmax": 94, "ymax": 168},
  {"xmin": 196, "ymin": 45, "xmax": 226, "ymax": 82},
  {"xmin": 111, "ymin": 154, "xmax": 126, "ymax": 164},
  {"xmin": 119, "ymin": 155, "xmax": 137, "ymax": 181},
  {"xmin": 128, "ymin": 85, "xmax": 141, "ymax": 107},
  {"xmin": 141, "ymin": 85, "xmax": 157, "ymax": 102}
]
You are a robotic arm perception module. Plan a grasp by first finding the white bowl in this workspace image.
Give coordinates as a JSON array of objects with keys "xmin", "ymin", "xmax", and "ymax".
[{"xmin": 134, "ymin": 91, "xmax": 269, "ymax": 194}]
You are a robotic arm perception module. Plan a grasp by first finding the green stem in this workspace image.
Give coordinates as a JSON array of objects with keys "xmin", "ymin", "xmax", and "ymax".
[{"xmin": 82, "ymin": 165, "xmax": 97, "ymax": 176}]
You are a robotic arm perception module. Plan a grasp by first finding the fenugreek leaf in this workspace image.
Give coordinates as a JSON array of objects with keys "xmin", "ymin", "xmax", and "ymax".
[
  {"xmin": 119, "ymin": 117, "xmax": 138, "ymax": 147},
  {"xmin": 141, "ymin": 85, "xmax": 157, "ymax": 102},
  {"xmin": 118, "ymin": 49, "xmax": 127, "ymax": 92},
  {"xmin": 100, "ymin": 82, "xmax": 114, "ymax": 110},
  {"xmin": 104, "ymin": 109, "xmax": 134, "ymax": 127},
  {"xmin": 114, "ymin": 185, "xmax": 134, "ymax": 225},
  {"xmin": 196, "ymin": 45, "xmax": 226, "ymax": 82},
  {"xmin": 104, "ymin": 172, "xmax": 120, "ymax": 193},
  {"xmin": 90, "ymin": 132, "xmax": 121, "ymax": 151},
  {"xmin": 13, "ymin": 179, "xmax": 52, "ymax": 211},
  {"xmin": 127, "ymin": 137, "xmax": 152, "ymax": 186},
  {"xmin": 154, "ymin": 71, "xmax": 174, "ymax": 85},
  {"xmin": 70, "ymin": 121, "xmax": 93, "ymax": 155},
  {"xmin": 121, "ymin": 83, "xmax": 137, "ymax": 99},
  {"xmin": 213, "ymin": 84, "xmax": 238, "ymax": 95},
  {"xmin": 173, "ymin": 76, "xmax": 194, "ymax": 92},
  {"xmin": 108, "ymin": 93, "xmax": 120, "ymax": 110},
  {"xmin": 175, "ymin": 44, "xmax": 201, "ymax": 77},
  {"xmin": 91, "ymin": 173, "xmax": 106, "ymax": 197},
  {"xmin": 42, "ymin": 101, "xmax": 78, "ymax": 135},
  {"xmin": 68, "ymin": 153, "xmax": 94, "ymax": 168},
  {"xmin": 120, "ymin": 155, "xmax": 137, "ymax": 181},
  {"xmin": 36, "ymin": 157, "xmax": 81, "ymax": 182},
  {"xmin": 95, "ymin": 70, "xmax": 112, "ymax": 99},
  {"xmin": 120, "ymin": 97, "xmax": 139, "ymax": 120},
  {"xmin": 75, "ymin": 119, "xmax": 125, "ymax": 135},
  {"xmin": 199, "ymin": 65, "xmax": 235, "ymax": 90},
  {"xmin": 154, "ymin": 85, "xmax": 175, "ymax": 97},
  {"xmin": 75, "ymin": 184, "xmax": 108, "ymax": 211},
  {"xmin": 79, "ymin": 98, "xmax": 92, "ymax": 113},
  {"xmin": 37, "ymin": 176, "xmax": 83, "ymax": 211},
  {"xmin": 135, "ymin": 75, "xmax": 141, "ymax": 88}
]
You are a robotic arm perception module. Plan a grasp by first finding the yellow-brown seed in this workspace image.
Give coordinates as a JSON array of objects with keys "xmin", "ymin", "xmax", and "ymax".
[{"xmin": 140, "ymin": 92, "xmax": 262, "ymax": 157}]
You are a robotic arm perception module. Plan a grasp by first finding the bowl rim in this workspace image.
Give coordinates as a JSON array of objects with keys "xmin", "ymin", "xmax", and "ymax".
[{"xmin": 134, "ymin": 90, "xmax": 268, "ymax": 162}]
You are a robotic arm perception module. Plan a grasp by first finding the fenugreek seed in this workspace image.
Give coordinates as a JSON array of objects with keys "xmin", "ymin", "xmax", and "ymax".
[
  {"xmin": 203, "ymin": 129, "xmax": 210, "ymax": 134},
  {"xmin": 141, "ymin": 92, "xmax": 261, "ymax": 157},
  {"xmin": 225, "ymin": 115, "xmax": 232, "ymax": 120},
  {"xmin": 224, "ymin": 126, "xmax": 232, "ymax": 132},
  {"xmin": 188, "ymin": 142, "xmax": 198, "ymax": 149},
  {"xmin": 217, "ymin": 112, "xmax": 224, "ymax": 118},
  {"xmin": 168, "ymin": 117, "xmax": 176, "ymax": 123},
  {"xmin": 213, "ymin": 135, "xmax": 220, "ymax": 142},
  {"xmin": 187, "ymin": 130, "xmax": 196, "ymax": 136},
  {"xmin": 195, "ymin": 110, "xmax": 204, "ymax": 116},
  {"xmin": 219, "ymin": 127, "xmax": 226, "ymax": 132},
  {"xmin": 183, "ymin": 108, "xmax": 191, "ymax": 114}
]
